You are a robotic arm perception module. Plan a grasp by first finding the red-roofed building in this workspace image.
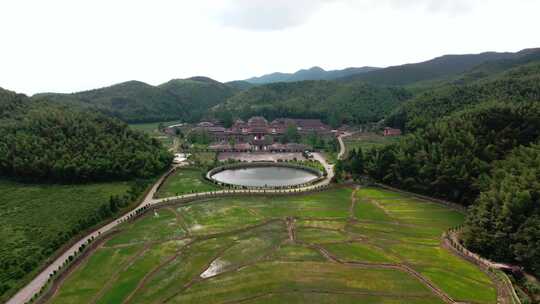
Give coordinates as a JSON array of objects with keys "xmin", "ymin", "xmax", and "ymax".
[
  {"xmin": 199, "ymin": 116, "xmax": 332, "ymax": 152},
  {"xmin": 383, "ymin": 127, "xmax": 402, "ymax": 136}
]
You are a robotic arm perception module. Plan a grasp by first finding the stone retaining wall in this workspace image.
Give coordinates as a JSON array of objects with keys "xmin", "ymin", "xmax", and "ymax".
[{"xmin": 442, "ymin": 227, "xmax": 521, "ymax": 304}]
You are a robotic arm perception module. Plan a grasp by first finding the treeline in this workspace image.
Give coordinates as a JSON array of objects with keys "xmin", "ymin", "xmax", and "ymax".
[
  {"xmin": 215, "ymin": 81, "xmax": 411, "ymax": 127},
  {"xmin": 0, "ymin": 89, "xmax": 172, "ymax": 182}
]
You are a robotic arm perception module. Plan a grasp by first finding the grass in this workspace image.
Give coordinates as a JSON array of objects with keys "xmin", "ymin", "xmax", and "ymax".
[
  {"xmin": 323, "ymin": 242, "xmax": 398, "ymax": 263},
  {"xmin": 52, "ymin": 245, "xmax": 144, "ymax": 304},
  {"xmin": 172, "ymin": 262, "xmax": 439, "ymax": 304},
  {"xmin": 0, "ymin": 179, "xmax": 131, "ymax": 301},
  {"xmin": 155, "ymin": 167, "xmax": 219, "ymax": 198},
  {"xmin": 48, "ymin": 187, "xmax": 497, "ymax": 304},
  {"xmin": 190, "ymin": 151, "xmax": 217, "ymax": 167},
  {"xmin": 344, "ymin": 132, "xmax": 400, "ymax": 156},
  {"xmin": 128, "ymin": 120, "xmax": 182, "ymax": 134},
  {"xmin": 128, "ymin": 120, "xmax": 182, "ymax": 150}
]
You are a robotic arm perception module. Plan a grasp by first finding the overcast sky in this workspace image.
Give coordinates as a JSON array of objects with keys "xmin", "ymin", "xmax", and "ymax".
[{"xmin": 1, "ymin": 0, "xmax": 539, "ymax": 95}]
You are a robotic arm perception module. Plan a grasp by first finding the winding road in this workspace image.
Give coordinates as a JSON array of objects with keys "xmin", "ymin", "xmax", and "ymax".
[{"xmin": 7, "ymin": 135, "xmax": 348, "ymax": 304}]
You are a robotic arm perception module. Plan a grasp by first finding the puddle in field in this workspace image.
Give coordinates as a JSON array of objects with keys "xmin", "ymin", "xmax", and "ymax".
[
  {"xmin": 200, "ymin": 258, "xmax": 229, "ymax": 278},
  {"xmin": 191, "ymin": 224, "xmax": 204, "ymax": 231}
]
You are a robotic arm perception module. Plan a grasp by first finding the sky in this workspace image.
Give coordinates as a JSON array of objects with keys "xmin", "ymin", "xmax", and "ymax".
[{"xmin": 1, "ymin": 0, "xmax": 539, "ymax": 95}]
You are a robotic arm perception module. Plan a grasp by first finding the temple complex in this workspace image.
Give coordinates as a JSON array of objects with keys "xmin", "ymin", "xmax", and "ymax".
[{"xmin": 192, "ymin": 116, "xmax": 334, "ymax": 152}]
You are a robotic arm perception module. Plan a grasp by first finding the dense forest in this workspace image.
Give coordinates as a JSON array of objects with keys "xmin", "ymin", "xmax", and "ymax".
[
  {"xmin": 0, "ymin": 88, "xmax": 172, "ymax": 182},
  {"xmin": 215, "ymin": 80, "xmax": 411, "ymax": 127},
  {"xmin": 463, "ymin": 143, "xmax": 540, "ymax": 276}
]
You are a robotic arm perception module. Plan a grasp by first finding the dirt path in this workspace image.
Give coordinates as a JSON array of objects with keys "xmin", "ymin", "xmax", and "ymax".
[
  {"xmin": 221, "ymin": 290, "xmax": 436, "ymax": 304},
  {"xmin": 349, "ymin": 186, "xmax": 359, "ymax": 220},
  {"xmin": 286, "ymin": 217, "xmax": 296, "ymax": 243},
  {"xmin": 337, "ymin": 132, "xmax": 353, "ymax": 160}
]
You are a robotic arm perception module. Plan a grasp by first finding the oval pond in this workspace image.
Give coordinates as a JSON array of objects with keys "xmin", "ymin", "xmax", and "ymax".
[{"xmin": 211, "ymin": 166, "xmax": 319, "ymax": 188}]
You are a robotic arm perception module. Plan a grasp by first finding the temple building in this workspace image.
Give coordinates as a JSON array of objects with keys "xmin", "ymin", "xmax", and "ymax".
[
  {"xmin": 193, "ymin": 116, "xmax": 333, "ymax": 152},
  {"xmin": 383, "ymin": 127, "xmax": 402, "ymax": 136}
]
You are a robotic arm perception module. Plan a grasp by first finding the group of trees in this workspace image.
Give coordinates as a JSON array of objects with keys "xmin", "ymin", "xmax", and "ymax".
[
  {"xmin": 463, "ymin": 144, "xmax": 540, "ymax": 276},
  {"xmin": 186, "ymin": 130, "xmax": 212, "ymax": 145},
  {"xmin": 0, "ymin": 99, "xmax": 172, "ymax": 183}
]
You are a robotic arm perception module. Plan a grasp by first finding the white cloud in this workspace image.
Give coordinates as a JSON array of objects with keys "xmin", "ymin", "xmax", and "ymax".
[{"xmin": 217, "ymin": 0, "xmax": 330, "ymax": 31}]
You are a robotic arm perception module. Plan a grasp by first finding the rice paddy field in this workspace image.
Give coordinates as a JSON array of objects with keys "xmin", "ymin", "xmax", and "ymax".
[
  {"xmin": 155, "ymin": 168, "xmax": 219, "ymax": 198},
  {"xmin": 46, "ymin": 187, "xmax": 497, "ymax": 304}
]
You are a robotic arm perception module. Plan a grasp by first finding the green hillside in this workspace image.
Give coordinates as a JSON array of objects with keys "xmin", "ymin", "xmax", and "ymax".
[
  {"xmin": 216, "ymin": 80, "xmax": 411, "ymax": 127},
  {"xmin": 225, "ymin": 80, "xmax": 256, "ymax": 91},
  {"xmin": 0, "ymin": 88, "xmax": 172, "ymax": 182},
  {"xmin": 386, "ymin": 58, "xmax": 540, "ymax": 131},
  {"xmin": 245, "ymin": 66, "xmax": 380, "ymax": 84},
  {"xmin": 34, "ymin": 77, "xmax": 237, "ymax": 123},
  {"xmin": 158, "ymin": 77, "xmax": 236, "ymax": 121}
]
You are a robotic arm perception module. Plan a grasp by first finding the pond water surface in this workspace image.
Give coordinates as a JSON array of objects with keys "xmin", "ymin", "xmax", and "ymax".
[{"xmin": 211, "ymin": 166, "xmax": 319, "ymax": 187}]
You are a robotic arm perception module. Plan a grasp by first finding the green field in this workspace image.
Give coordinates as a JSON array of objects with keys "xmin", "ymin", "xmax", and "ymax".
[
  {"xmin": 128, "ymin": 121, "xmax": 182, "ymax": 150},
  {"xmin": 0, "ymin": 179, "xmax": 132, "ymax": 301},
  {"xmin": 47, "ymin": 187, "xmax": 497, "ymax": 304},
  {"xmin": 190, "ymin": 151, "xmax": 217, "ymax": 167},
  {"xmin": 155, "ymin": 167, "xmax": 220, "ymax": 198},
  {"xmin": 344, "ymin": 132, "xmax": 400, "ymax": 156},
  {"xmin": 128, "ymin": 120, "xmax": 183, "ymax": 134}
]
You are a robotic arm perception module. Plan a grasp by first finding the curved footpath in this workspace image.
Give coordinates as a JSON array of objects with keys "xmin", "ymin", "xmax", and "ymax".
[{"xmin": 7, "ymin": 142, "xmax": 341, "ymax": 304}]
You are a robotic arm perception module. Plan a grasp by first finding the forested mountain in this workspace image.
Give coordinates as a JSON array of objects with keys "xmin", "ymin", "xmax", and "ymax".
[
  {"xmin": 225, "ymin": 80, "xmax": 256, "ymax": 91},
  {"xmin": 0, "ymin": 88, "xmax": 172, "ymax": 182},
  {"xmin": 35, "ymin": 77, "xmax": 238, "ymax": 123},
  {"xmin": 215, "ymin": 80, "xmax": 411, "ymax": 127},
  {"xmin": 245, "ymin": 66, "xmax": 380, "ymax": 84},
  {"xmin": 340, "ymin": 49, "xmax": 537, "ymax": 86},
  {"xmin": 158, "ymin": 77, "xmax": 237, "ymax": 121},
  {"xmin": 386, "ymin": 54, "xmax": 540, "ymax": 131}
]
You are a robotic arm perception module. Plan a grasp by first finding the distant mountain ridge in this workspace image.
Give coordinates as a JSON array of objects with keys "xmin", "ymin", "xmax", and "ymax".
[
  {"xmin": 26, "ymin": 47, "xmax": 540, "ymax": 124},
  {"xmin": 339, "ymin": 49, "xmax": 540, "ymax": 86},
  {"xmin": 245, "ymin": 66, "xmax": 380, "ymax": 84}
]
